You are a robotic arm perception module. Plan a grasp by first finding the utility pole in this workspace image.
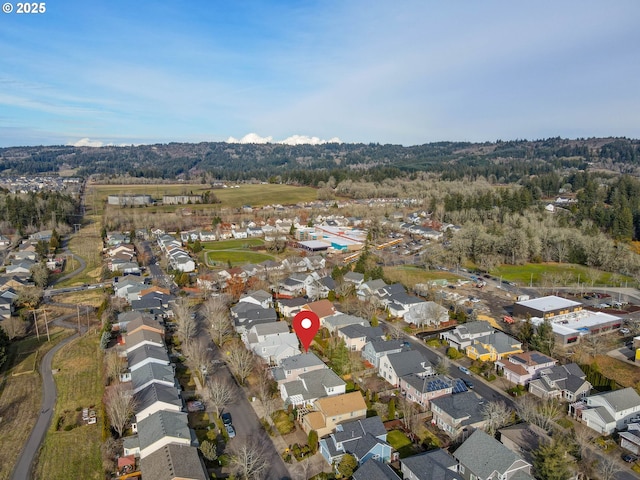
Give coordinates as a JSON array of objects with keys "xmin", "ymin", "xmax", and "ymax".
[
  {"xmin": 86, "ymin": 305, "xmax": 90, "ymax": 331},
  {"xmin": 33, "ymin": 309, "xmax": 40, "ymax": 341},
  {"xmin": 44, "ymin": 308, "xmax": 50, "ymax": 342},
  {"xmin": 77, "ymin": 304, "xmax": 81, "ymax": 334}
]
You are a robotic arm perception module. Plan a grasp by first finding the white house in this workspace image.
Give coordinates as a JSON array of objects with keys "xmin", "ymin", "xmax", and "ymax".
[{"xmin": 580, "ymin": 388, "xmax": 640, "ymax": 435}]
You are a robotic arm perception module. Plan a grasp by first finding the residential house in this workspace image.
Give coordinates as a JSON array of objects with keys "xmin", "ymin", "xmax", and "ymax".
[
  {"xmin": 247, "ymin": 326, "xmax": 301, "ymax": 366},
  {"xmin": 404, "ymin": 302, "xmax": 449, "ymax": 327},
  {"xmin": 324, "ymin": 313, "xmax": 369, "ymax": 334},
  {"xmin": 307, "ymin": 275, "xmax": 336, "ymax": 300},
  {"xmin": 6, "ymin": 260, "xmax": 34, "ymax": 276},
  {"xmin": 123, "ymin": 330, "xmax": 165, "ymax": 355},
  {"xmin": 401, "ymin": 449, "xmax": 462, "ymax": 480},
  {"xmin": 497, "ymin": 423, "xmax": 552, "ymax": 464},
  {"xmin": 319, "ymin": 416, "xmax": 392, "ymax": 467},
  {"xmin": 126, "ymin": 344, "xmax": 171, "ymax": 373},
  {"xmin": 362, "ymin": 340, "xmax": 405, "ymax": 369},
  {"xmin": 379, "ymin": 350, "xmax": 433, "ymax": 388},
  {"xmin": 343, "ymin": 271, "xmax": 365, "ymax": 287},
  {"xmin": 0, "ymin": 288, "xmax": 17, "ymax": 319},
  {"xmin": 353, "ymin": 459, "xmax": 401, "ymax": 480},
  {"xmin": 138, "ymin": 444, "xmax": 208, "ymax": 480},
  {"xmin": 305, "ymin": 255, "xmax": 326, "ymax": 271},
  {"xmin": 239, "ymin": 290, "xmax": 273, "ymax": 309},
  {"xmin": 453, "ymin": 429, "xmax": 534, "ymax": 480},
  {"xmin": 277, "ymin": 275, "xmax": 307, "ymax": 297},
  {"xmin": 620, "ymin": 423, "xmax": 640, "ymax": 454},
  {"xmin": 133, "ymin": 383, "xmax": 184, "ymax": 423},
  {"xmin": 282, "ymin": 256, "xmax": 309, "ymax": 273},
  {"xmin": 121, "ymin": 312, "xmax": 164, "ymax": 337},
  {"xmin": 495, "ymin": 351, "xmax": 557, "ymax": 386},
  {"xmin": 337, "ymin": 325, "xmax": 385, "ymax": 352},
  {"xmin": 386, "ymin": 294, "xmax": 426, "ymax": 319},
  {"xmin": 280, "ymin": 368, "xmax": 346, "ymax": 407},
  {"xmin": 440, "ymin": 321, "xmax": 493, "ymax": 350},
  {"xmin": 124, "ymin": 410, "xmax": 196, "ymax": 459},
  {"xmin": 430, "ymin": 391, "xmax": 487, "ymax": 440},
  {"xmin": 465, "ymin": 331, "xmax": 523, "ymax": 362},
  {"xmin": 272, "ymin": 352, "xmax": 327, "ymax": 383},
  {"xmin": 129, "ymin": 363, "xmax": 178, "ymax": 394},
  {"xmin": 302, "ymin": 299, "xmax": 338, "ymax": 324},
  {"xmin": 276, "ymin": 297, "xmax": 308, "ymax": 318},
  {"xmin": 400, "ymin": 374, "xmax": 457, "ymax": 409},
  {"xmin": 0, "ymin": 234, "xmax": 11, "ymax": 247},
  {"xmin": 230, "ymin": 303, "xmax": 278, "ymax": 335},
  {"xmin": 301, "ymin": 391, "xmax": 368, "ymax": 437},
  {"xmin": 579, "ymin": 387, "xmax": 640, "ymax": 435},
  {"xmin": 357, "ymin": 279, "xmax": 387, "ymax": 301},
  {"xmin": 528, "ymin": 363, "xmax": 590, "ymax": 401}
]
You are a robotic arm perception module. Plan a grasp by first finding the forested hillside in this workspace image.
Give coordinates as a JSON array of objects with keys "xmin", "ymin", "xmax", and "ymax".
[{"xmin": 1, "ymin": 137, "xmax": 639, "ymax": 184}]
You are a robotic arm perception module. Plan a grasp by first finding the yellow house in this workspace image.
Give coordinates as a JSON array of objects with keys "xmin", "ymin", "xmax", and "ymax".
[
  {"xmin": 301, "ymin": 391, "xmax": 367, "ymax": 437},
  {"xmin": 465, "ymin": 331, "xmax": 523, "ymax": 362}
]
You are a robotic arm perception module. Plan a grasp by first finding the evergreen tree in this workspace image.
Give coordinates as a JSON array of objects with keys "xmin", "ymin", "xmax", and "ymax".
[
  {"xmin": 0, "ymin": 325, "xmax": 9, "ymax": 370},
  {"xmin": 532, "ymin": 318, "xmax": 555, "ymax": 356},
  {"xmin": 533, "ymin": 439, "xmax": 572, "ymax": 480},
  {"xmin": 518, "ymin": 317, "xmax": 535, "ymax": 348},
  {"xmin": 336, "ymin": 454, "xmax": 357, "ymax": 479}
]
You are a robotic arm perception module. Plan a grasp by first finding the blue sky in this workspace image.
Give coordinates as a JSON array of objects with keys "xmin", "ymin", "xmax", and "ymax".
[{"xmin": 1, "ymin": 0, "xmax": 639, "ymax": 147}]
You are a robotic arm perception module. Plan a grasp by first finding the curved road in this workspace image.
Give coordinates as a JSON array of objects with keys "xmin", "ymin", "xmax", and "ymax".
[{"xmin": 11, "ymin": 332, "xmax": 78, "ymax": 480}]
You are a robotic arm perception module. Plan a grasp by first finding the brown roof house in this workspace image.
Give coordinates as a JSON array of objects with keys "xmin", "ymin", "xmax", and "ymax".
[{"xmin": 301, "ymin": 391, "xmax": 367, "ymax": 437}]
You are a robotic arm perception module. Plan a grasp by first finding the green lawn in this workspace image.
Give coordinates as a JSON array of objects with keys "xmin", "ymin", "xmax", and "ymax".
[
  {"xmin": 202, "ymin": 238, "xmax": 265, "ymax": 250},
  {"xmin": 386, "ymin": 429, "xmax": 417, "ymax": 458},
  {"xmin": 491, "ymin": 263, "xmax": 636, "ymax": 288},
  {"xmin": 206, "ymin": 250, "xmax": 276, "ymax": 266}
]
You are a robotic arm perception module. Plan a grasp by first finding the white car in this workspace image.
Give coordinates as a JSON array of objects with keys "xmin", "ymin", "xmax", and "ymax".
[{"xmin": 458, "ymin": 366, "xmax": 471, "ymax": 375}]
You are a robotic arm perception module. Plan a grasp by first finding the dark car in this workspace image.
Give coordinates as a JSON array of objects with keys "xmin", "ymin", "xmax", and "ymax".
[
  {"xmin": 463, "ymin": 379, "xmax": 474, "ymax": 389},
  {"xmin": 622, "ymin": 453, "xmax": 638, "ymax": 463},
  {"xmin": 221, "ymin": 412, "xmax": 232, "ymax": 426}
]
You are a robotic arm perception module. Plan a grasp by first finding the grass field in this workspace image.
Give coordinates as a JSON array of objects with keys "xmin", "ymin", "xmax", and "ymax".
[
  {"xmin": 33, "ymin": 333, "xmax": 104, "ymax": 480},
  {"xmin": 383, "ymin": 265, "xmax": 460, "ymax": 287},
  {"xmin": 592, "ymin": 355, "xmax": 640, "ymax": 390},
  {"xmin": 90, "ymin": 183, "xmax": 319, "ymax": 210},
  {"xmin": 386, "ymin": 429, "xmax": 416, "ymax": 458},
  {"xmin": 61, "ymin": 221, "xmax": 103, "ymax": 287},
  {"xmin": 491, "ymin": 263, "xmax": 636, "ymax": 287},
  {"xmin": 50, "ymin": 290, "xmax": 107, "ymax": 308},
  {"xmin": 202, "ymin": 238, "xmax": 265, "ymax": 250},
  {"xmin": 0, "ymin": 328, "xmax": 72, "ymax": 480},
  {"xmin": 206, "ymin": 250, "xmax": 276, "ymax": 266}
]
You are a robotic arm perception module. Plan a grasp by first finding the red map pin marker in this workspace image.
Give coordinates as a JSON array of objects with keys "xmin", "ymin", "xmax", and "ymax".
[{"xmin": 292, "ymin": 311, "xmax": 320, "ymax": 352}]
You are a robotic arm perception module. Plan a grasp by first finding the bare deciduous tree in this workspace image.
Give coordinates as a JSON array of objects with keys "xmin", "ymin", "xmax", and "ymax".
[
  {"xmin": 204, "ymin": 296, "xmax": 234, "ymax": 346},
  {"xmin": 482, "ymin": 400, "xmax": 514, "ymax": 435},
  {"xmin": 184, "ymin": 337, "xmax": 212, "ymax": 377},
  {"xmin": 173, "ymin": 297, "xmax": 198, "ymax": 347},
  {"xmin": 399, "ymin": 397, "xmax": 421, "ymax": 438},
  {"xmin": 229, "ymin": 436, "xmax": 270, "ymax": 480},
  {"xmin": 104, "ymin": 349, "xmax": 125, "ymax": 384},
  {"xmin": 226, "ymin": 340, "xmax": 256, "ymax": 385},
  {"xmin": 2, "ymin": 316, "xmax": 28, "ymax": 340},
  {"xmin": 595, "ymin": 454, "xmax": 622, "ymax": 480},
  {"xmin": 516, "ymin": 395, "xmax": 563, "ymax": 433},
  {"xmin": 207, "ymin": 377, "xmax": 235, "ymax": 418},
  {"xmin": 435, "ymin": 356, "xmax": 451, "ymax": 375},
  {"xmin": 104, "ymin": 383, "xmax": 136, "ymax": 438},
  {"xmin": 253, "ymin": 363, "xmax": 277, "ymax": 419}
]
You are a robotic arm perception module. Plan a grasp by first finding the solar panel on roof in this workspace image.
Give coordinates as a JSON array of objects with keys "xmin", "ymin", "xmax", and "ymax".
[{"xmin": 452, "ymin": 379, "xmax": 468, "ymax": 394}]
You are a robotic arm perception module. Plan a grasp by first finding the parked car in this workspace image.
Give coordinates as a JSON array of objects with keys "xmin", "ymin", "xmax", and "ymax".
[
  {"xmin": 620, "ymin": 328, "xmax": 631, "ymax": 335},
  {"xmin": 221, "ymin": 412, "xmax": 232, "ymax": 426},
  {"xmin": 622, "ymin": 453, "xmax": 638, "ymax": 463},
  {"xmin": 463, "ymin": 379, "xmax": 474, "ymax": 389},
  {"xmin": 458, "ymin": 366, "xmax": 471, "ymax": 375},
  {"xmin": 225, "ymin": 424, "xmax": 236, "ymax": 438}
]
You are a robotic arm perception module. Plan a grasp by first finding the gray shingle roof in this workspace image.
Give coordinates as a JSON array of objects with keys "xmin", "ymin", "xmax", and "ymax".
[
  {"xmin": 137, "ymin": 410, "xmax": 192, "ymax": 451},
  {"xmin": 280, "ymin": 352, "xmax": 324, "ymax": 370},
  {"xmin": 140, "ymin": 444, "xmax": 207, "ymax": 480},
  {"xmin": 282, "ymin": 369, "xmax": 345, "ymax": 401},
  {"xmin": 352, "ymin": 459, "xmax": 400, "ymax": 480},
  {"xmin": 134, "ymin": 383, "xmax": 183, "ymax": 415},
  {"xmin": 131, "ymin": 363, "xmax": 176, "ymax": 391},
  {"xmin": 454, "ymin": 429, "xmax": 530, "ymax": 479},
  {"xmin": 430, "ymin": 391, "xmax": 485, "ymax": 425},
  {"xmin": 127, "ymin": 344, "xmax": 170, "ymax": 369},
  {"xmin": 401, "ymin": 449, "xmax": 462, "ymax": 480},
  {"xmin": 369, "ymin": 339, "xmax": 405, "ymax": 354},
  {"xmin": 339, "ymin": 324, "xmax": 384, "ymax": 341},
  {"xmin": 591, "ymin": 387, "xmax": 640, "ymax": 413},
  {"xmin": 386, "ymin": 350, "xmax": 431, "ymax": 377}
]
